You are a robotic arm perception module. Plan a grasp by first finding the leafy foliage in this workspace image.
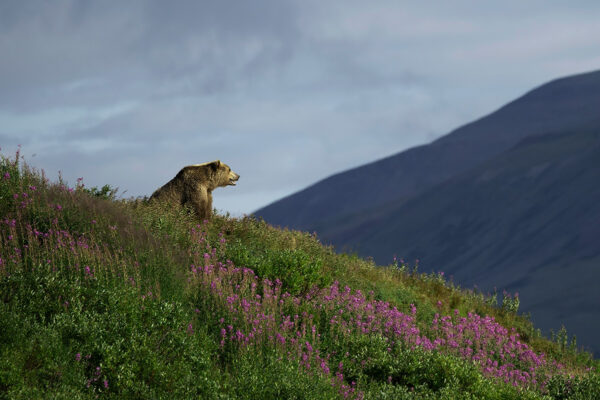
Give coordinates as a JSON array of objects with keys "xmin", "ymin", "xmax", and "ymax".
[{"xmin": 225, "ymin": 240, "xmax": 329, "ymax": 294}]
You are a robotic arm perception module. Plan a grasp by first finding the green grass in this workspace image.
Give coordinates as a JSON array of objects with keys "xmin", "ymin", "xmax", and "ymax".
[{"xmin": 0, "ymin": 150, "xmax": 598, "ymax": 399}]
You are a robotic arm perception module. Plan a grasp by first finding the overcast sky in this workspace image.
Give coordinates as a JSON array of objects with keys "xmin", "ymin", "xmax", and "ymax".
[{"xmin": 1, "ymin": 1, "xmax": 599, "ymax": 215}]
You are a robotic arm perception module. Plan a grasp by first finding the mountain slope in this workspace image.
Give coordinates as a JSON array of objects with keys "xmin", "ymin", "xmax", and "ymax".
[
  {"xmin": 255, "ymin": 69, "xmax": 600, "ymax": 231},
  {"xmin": 254, "ymin": 70, "xmax": 600, "ymax": 356},
  {"xmin": 324, "ymin": 128, "xmax": 600, "ymax": 355}
]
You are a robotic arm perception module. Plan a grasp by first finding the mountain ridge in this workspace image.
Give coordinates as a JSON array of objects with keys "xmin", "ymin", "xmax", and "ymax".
[
  {"xmin": 254, "ymin": 69, "xmax": 600, "ymax": 356},
  {"xmin": 256, "ymin": 69, "xmax": 600, "ymax": 232}
]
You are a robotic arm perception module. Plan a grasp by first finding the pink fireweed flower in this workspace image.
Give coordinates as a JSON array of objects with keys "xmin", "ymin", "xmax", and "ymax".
[
  {"xmin": 305, "ymin": 341, "xmax": 313, "ymax": 353},
  {"xmin": 320, "ymin": 359, "xmax": 330, "ymax": 375},
  {"xmin": 75, "ymin": 353, "xmax": 81, "ymax": 362},
  {"xmin": 185, "ymin": 233, "xmax": 560, "ymax": 393},
  {"xmin": 410, "ymin": 304, "xmax": 417, "ymax": 315},
  {"xmin": 276, "ymin": 333, "xmax": 286, "ymax": 345},
  {"xmin": 3, "ymin": 172, "xmax": 9, "ymax": 179}
]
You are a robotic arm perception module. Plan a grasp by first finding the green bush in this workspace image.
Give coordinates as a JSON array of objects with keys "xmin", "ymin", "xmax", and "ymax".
[
  {"xmin": 225, "ymin": 241, "xmax": 330, "ymax": 294},
  {"xmin": 330, "ymin": 334, "xmax": 543, "ymax": 399},
  {"xmin": 546, "ymin": 373, "xmax": 600, "ymax": 400},
  {"xmin": 225, "ymin": 350, "xmax": 339, "ymax": 399},
  {"xmin": 0, "ymin": 268, "xmax": 220, "ymax": 398},
  {"xmin": 82, "ymin": 184, "xmax": 118, "ymax": 201}
]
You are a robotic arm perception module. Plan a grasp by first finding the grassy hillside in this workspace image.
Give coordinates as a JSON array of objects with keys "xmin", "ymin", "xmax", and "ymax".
[{"xmin": 1, "ymin": 150, "xmax": 598, "ymax": 399}]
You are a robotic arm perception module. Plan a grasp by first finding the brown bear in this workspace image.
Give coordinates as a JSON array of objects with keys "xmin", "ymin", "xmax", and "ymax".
[{"xmin": 149, "ymin": 160, "xmax": 239, "ymax": 220}]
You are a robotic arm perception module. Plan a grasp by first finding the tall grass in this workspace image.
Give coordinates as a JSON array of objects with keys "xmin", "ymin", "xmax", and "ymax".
[{"xmin": 0, "ymin": 149, "xmax": 598, "ymax": 399}]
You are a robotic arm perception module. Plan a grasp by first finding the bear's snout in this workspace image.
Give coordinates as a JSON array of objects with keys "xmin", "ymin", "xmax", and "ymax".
[{"xmin": 229, "ymin": 172, "xmax": 240, "ymax": 186}]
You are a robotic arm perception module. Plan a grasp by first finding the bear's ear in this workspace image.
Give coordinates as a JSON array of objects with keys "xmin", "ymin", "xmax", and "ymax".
[{"xmin": 210, "ymin": 160, "xmax": 221, "ymax": 171}]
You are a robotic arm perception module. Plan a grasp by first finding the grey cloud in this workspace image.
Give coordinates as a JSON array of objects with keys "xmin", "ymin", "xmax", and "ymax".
[
  {"xmin": 0, "ymin": 0, "xmax": 302, "ymax": 111},
  {"xmin": 0, "ymin": 135, "xmax": 23, "ymax": 153},
  {"xmin": 2, "ymin": 1, "xmax": 600, "ymax": 215}
]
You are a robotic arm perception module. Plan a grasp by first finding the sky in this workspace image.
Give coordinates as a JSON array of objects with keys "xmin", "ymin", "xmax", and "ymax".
[{"xmin": 1, "ymin": 1, "xmax": 599, "ymax": 216}]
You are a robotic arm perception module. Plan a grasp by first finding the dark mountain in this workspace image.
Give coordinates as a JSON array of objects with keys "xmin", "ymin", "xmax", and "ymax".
[
  {"xmin": 254, "ymin": 70, "xmax": 600, "ymax": 355},
  {"xmin": 256, "ymin": 70, "xmax": 600, "ymax": 231},
  {"xmin": 324, "ymin": 128, "xmax": 600, "ymax": 355}
]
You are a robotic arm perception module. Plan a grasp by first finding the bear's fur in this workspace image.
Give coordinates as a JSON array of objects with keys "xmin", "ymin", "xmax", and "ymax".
[{"xmin": 150, "ymin": 160, "xmax": 239, "ymax": 220}]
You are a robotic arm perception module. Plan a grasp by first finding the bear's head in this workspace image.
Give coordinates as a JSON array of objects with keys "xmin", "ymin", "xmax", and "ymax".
[{"xmin": 211, "ymin": 160, "xmax": 240, "ymax": 188}]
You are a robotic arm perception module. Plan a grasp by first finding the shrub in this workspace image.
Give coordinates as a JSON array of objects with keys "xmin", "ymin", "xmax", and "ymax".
[
  {"xmin": 225, "ymin": 240, "xmax": 329, "ymax": 294},
  {"xmin": 0, "ymin": 268, "xmax": 220, "ymax": 398}
]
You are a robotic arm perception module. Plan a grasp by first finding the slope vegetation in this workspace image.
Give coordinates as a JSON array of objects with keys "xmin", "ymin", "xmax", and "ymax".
[
  {"xmin": 254, "ymin": 70, "xmax": 600, "ymax": 357},
  {"xmin": 0, "ymin": 151, "xmax": 598, "ymax": 398},
  {"xmin": 323, "ymin": 128, "xmax": 600, "ymax": 357}
]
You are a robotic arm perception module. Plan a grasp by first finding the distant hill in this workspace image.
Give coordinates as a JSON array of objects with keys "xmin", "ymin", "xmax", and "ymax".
[
  {"xmin": 321, "ymin": 128, "xmax": 600, "ymax": 356},
  {"xmin": 254, "ymin": 70, "xmax": 600, "ymax": 355}
]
